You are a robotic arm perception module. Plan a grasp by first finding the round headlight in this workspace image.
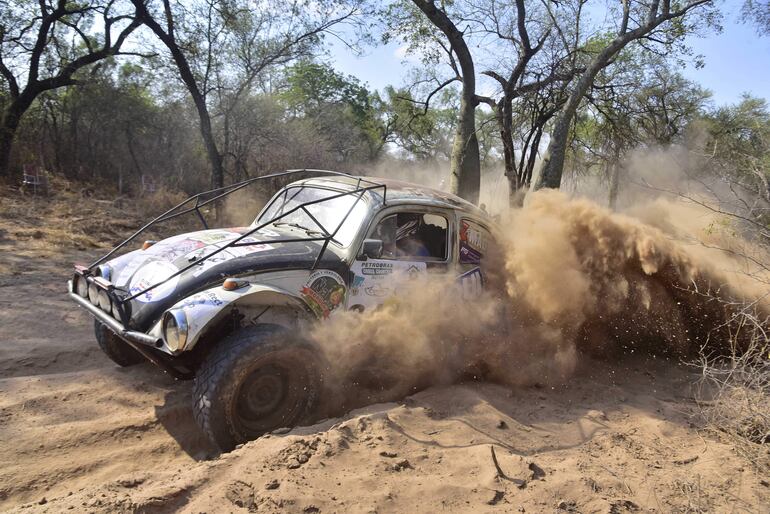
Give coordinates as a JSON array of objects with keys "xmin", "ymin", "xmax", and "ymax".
[
  {"xmin": 111, "ymin": 300, "xmax": 121, "ymax": 318},
  {"xmin": 112, "ymin": 300, "xmax": 130, "ymax": 320},
  {"xmin": 96, "ymin": 265, "xmax": 112, "ymax": 282},
  {"xmin": 88, "ymin": 281, "xmax": 99, "ymax": 304},
  {"xmin": 75, "ymin": 275, "xmax": 89, "ymax": 298},
  {"xmin": 97, "ymin": 289, "xmax": 112, "ymax": 312},
  {"xmin": 163, "ymin": 310, "xmax": 188, "ymax": 352}
]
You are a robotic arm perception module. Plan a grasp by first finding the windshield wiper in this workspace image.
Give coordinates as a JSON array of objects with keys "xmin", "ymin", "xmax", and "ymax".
[{"xmin": 274, "ymin": 222, "xmax": 324, "ymax": 235}]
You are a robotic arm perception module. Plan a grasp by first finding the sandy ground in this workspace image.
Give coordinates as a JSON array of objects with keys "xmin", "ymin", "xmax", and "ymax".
[
  {"xmin": 0, "ymin": 265, "xmax": 768, "ymax": 513},
  {"xmin": 0, "ymin": 189, "xmax": 768, "ymax": 513}
]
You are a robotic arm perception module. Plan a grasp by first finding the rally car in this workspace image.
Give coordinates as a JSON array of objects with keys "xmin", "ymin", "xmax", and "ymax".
[{"xmin": 68, "ymin": 170, "xmax": 493, "ymax": 450}]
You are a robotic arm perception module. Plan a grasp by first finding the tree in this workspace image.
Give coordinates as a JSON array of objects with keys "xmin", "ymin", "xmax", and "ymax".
[
  {"xmin": 380, "ymin": 86, "xmax": 455, "ymax": 160},
  {"xmin": 568, "ymin": 55, "xmax": 711, "ymax": 207},
  {"xmin": 534, "ymin": 0, "xmax": 718, "ymax": 191},
  {"xmin": 385, "ymin": 0, "xmax": 481, "ymax": 203},
  {"xmin": 704, "ymin": 95, "xmax": 770, "ymax": 206},
  {"xmin": 472, "ymin": 0, "xmax": 588, "ymax": 200},
  {"xmin": 131, "ymin": 0, "xmax": 361, "ymax": 189},
  {"xmin": 0, "ymin": 0, "xmax": 141, "ymax": 177},
  {"xmin": 742, "ymin": 0, "xmax": 770, "ymax": 36},
  {"xmin": 281, "ymin": 60, "xmax": 385, "ymax": 162}
]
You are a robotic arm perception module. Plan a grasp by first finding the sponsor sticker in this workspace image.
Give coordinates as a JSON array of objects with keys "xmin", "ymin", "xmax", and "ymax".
[
  {"xmin": 129, "ymin": 260, "xmax": 180, "ymax": 303},
  {"xmin": 360, "ymin": 262, "xmax": 393, "ymax": 275},
  {"xmin": 179, "ymin": 290, "xmax": 224, "ymax": 308},
  {"xmin": 185, "ymin": 240, "xmax": 274, "ymax": 276},
  {"xmin": 151, "ymin": 238, "xmax": 205, "ymax": 262},
  {"xmin": 187, "ymin": 230, "xmax": 242, "ymax": 244},
  {"xmin": 257, "ymin": 228, "xmax": 280, "ymax": 237},
  {"xmin": 300, "ymin": 270, "xmax": 346, "ymax": 318},
  {"xmin": 348, "ymin": 260, "xmax": 426, "ymax": 310},
  {"xmin": 365, "ymin": 283, "xmax": 391, "ymax": 297},
  {"xmin": 459, "ymin": 220, "xmax": 488, "ymax": 265},
  {"xmin": 115, "ymin": 254, "xmax": 150, "ymax": 286},
  {"xmin": 458, "ymin": 267, "xmax": 484, "ymax": 299}
]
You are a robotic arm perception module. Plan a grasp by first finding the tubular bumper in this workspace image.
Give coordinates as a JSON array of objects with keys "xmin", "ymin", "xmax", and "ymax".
[{"xmin": 67, "ymin": 280, "xmax": 160, "ymax": 348}]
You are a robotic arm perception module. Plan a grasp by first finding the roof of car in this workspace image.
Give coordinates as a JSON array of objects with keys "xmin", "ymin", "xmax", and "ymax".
[{"xmin": 289, "ymin": 174, "xmax": 490, "ymax": 220}]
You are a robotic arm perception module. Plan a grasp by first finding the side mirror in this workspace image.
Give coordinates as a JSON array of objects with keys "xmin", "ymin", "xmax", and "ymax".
[{"xmin": 359, "ymin": 239, "xmax": 383, "ymax": 260}]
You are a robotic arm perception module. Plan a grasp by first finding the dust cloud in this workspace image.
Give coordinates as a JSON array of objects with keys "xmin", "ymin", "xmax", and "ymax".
[{"xmin": 307, "ymin": 188, "xmax": 769, "ymax": 413}]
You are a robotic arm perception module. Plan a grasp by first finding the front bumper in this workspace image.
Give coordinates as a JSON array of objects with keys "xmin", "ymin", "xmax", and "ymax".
[
  {"xmin": 67, "ymin": 280, "xmax": 160, "ymax": 347},
  {"xmin": 68, "ymin": 279, "xmax": 194, "ymax": 379}
]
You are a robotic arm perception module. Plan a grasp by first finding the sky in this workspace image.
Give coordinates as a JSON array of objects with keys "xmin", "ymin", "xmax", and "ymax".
[{"xmin": 328, "ymin": 2, "xmax": 770, "ymax": 108}]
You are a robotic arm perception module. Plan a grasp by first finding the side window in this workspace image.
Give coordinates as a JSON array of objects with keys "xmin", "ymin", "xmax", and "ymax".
[
  {"xmin": 459, "ymin": 219, "xmax": 490, "ymax": 264},
  {"xmin": 369, "ymin": 212, "xmax": 448, "ymax": 261}
]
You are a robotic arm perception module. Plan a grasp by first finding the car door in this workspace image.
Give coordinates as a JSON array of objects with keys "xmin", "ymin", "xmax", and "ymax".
[
  {"xmin": 457, "ymin": 216, "xmax": 492, "ymax": 299},
  {"xmin": 348, "ymin": 208, "xmax": 452, "ymax": 312}
]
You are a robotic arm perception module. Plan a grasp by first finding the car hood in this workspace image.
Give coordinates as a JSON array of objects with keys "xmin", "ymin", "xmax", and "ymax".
[{"xmin": 104, "ymin": 226, "xmax": 345, "ymax": 330}]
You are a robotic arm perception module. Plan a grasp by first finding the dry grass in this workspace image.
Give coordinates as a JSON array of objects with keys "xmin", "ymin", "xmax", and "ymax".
[
  {"xmin": 0, "ymin": 175, "xmax": 199, "ymax": 278},
  {"xmin": 694, "ymin": 309, "xmax": 770, "ymax": 473},
  {"xmin": 135, "ymin": 186, "xmax": 189, "ymax": 217}
]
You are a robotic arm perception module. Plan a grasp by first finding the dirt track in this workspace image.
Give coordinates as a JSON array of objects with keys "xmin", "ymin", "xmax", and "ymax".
[
  {"xmin": 0, "ymin": 264, "xmax": 217, "ymax": 508},
  {"xmin": 0, "ymin": 190, "xmax": 768, "ymax": 513},
  {"xmin": 0, "ymin": 262, "xmax": 768, "ymax": 513}
]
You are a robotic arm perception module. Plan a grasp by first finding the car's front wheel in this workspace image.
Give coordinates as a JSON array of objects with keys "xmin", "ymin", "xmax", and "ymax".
[
  {"xmin": 94, "ymin": 320, "xmax": 145, "ymax": 367},
  {"xmin": 192, "ymin": 324, "xmax": 322, "ymax": 452}
]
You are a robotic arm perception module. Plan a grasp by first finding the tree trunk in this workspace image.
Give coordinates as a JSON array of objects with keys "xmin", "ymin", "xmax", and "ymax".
[
  {"xmin": 0, "ymin": 124, "xmax": 17, "ymax": 178},
  {"xmin": 412, "ymin": 0, "xmax": 480, "ymax": 204},
  {"xmin": 533, "ymin": 6, "xmax": 691, "ymax": 190},
  {"xmin": 450, "ymin": 92, "xmax": 480, "ymax": 204},
  {"xmin": 0, "ymin": 93, "xmax": 35, "ymax": 177},
  {"xmin": 608, "ymin": 145, "xmax": 622, "ymax": 209},
  {"xmin": 181, "ymin": 60, "xmax": 223, "ymax": 190},
  {"xmin": 608, "ymin": 161, "xmax": 620, "ymax": 209},
  {"xmin": 497, "ymin": 99, "xmax": 519, "ymax": 205},
  {"xmin": 132, "ymin": 0, "xmax": 225, "ymax": 190}
]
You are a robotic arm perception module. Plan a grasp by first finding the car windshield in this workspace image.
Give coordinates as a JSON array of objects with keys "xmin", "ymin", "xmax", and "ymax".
[{"xmin": 255, "ymin": 186, "xmax": 369, "ymax": 247}]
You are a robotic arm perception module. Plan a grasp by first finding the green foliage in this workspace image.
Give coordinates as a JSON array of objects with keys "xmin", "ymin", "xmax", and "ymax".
[
  {"xmin": 567, "ymin": 56, "xmax": 712, "ymax": 186},
  {"xmin": 282, "ymin": 61, "xmax": 372, "ymax": 121},
  {"xmin": 379, "ymin": 86, "xmax": 454, "ymax": 159},
  {"xmin": 742, "ymin": 0, "xmax": 770, "ymax": 36},
  {"xmin": 280, "ymin": 60, "xmax": 385, "ymax": 162},
  {"xmin": 704, "ymin": 95, "xmax": 770, "ymax": 185}
]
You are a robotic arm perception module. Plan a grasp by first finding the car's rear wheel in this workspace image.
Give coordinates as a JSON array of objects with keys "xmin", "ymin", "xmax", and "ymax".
[
  {"xmin": 94, "ymin": 320, "xmax": 145, "ymax": 367},
  {"xmin": 192, "ymin": 324, "xmax": 322, "ymax": 452}
]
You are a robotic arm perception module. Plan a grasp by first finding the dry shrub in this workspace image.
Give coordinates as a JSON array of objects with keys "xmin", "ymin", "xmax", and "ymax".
[
  {"xmin": 136, "ymin": 186, "xmax": 189, "ymax": 216},
  {"xmin": 694, "ymin": 309, "xmax": 770, "ymax": 472}
]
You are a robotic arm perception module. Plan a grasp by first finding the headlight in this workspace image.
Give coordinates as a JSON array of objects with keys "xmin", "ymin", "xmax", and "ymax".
[
  {"xmin": 97, "ymin": 289, "xmax": 112, "ymax": 312},
  {"xmin": 111, "ymin": 299, "xmax": 122, "ymax": 318},
  {"xmin": 88, "ymin": 281, "xmax": 99, "ymax": 304},
  {"xmin": 163, "ymin": 310, "xmax": 188, "ymax": 352},
  {"xmin": 75, "ymin": 274, "xmax": 89, "ymax": 298},
  {"xmin": 95, "ymin": 265, "xmax": 112, "ymax": 282}
]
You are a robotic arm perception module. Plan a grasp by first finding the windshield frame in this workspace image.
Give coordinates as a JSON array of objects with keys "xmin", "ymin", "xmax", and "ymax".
[{"xmin": 255, "ymin": 184, "xmax": 373, "ymax": 248}]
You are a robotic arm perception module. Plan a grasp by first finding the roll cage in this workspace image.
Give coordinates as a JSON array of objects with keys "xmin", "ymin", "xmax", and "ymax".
[{"xmin": 75, "ymin": 169, "xmax": 387, "ymax": 325}]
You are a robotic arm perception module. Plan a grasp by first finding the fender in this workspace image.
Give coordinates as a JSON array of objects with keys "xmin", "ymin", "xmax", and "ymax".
[{"xmin": 152, "ymin": 282, "xmax": 312, "ymax": 354}]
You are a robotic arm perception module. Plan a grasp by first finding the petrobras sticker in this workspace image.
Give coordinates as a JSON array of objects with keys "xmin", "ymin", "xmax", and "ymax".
[
  {"xmin": 348, "ymin": 260, "xmax": 427, "ymax": 312},
  {"xmin": 360, "ymin": 261, "xmax": 393, "ymax": 275},
  {"xmin": 128, "ymin": 260, "xmax": 181, "ymax": 303}
]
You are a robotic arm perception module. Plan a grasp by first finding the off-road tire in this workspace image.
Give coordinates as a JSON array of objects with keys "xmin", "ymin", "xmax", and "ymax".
[
  {"xmin": 192, "ymin": 324, "xmax": 322, "ymax": 452},
  {"xmin": 94, "ymin": 320, "xmax": 145, "ymax": 367}
]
